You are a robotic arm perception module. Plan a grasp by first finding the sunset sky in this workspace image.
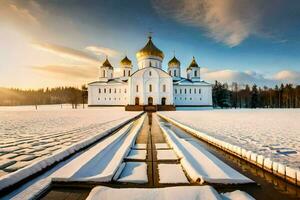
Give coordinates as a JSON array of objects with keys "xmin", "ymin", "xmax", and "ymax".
[{"xmin": 0, "ymin": 0, "xmax": 300, "ymax": 89}]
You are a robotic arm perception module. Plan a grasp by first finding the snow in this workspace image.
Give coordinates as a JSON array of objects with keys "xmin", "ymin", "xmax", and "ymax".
[
  {"xmin": 86, "ymin": 186, "xmax": 222, "ymax": 200},
  {"xmin": 159, "ymin": 109, "xmax": 300, "ymax": 169},
  {"xmin": 222, "ymin": 190, "xmax": 255, "ymax": 200},
  {"xmin": 155, "ymin": 143, "xmax": 170, "ymax": 149},
  {"xmin": 117, "ymin": 162, "xmax": 148, "ymax": 183},
  {"xmin": 51, "ymin": 114, "xmax": 145, "ymax": 182},
  {"xmin": 156, "ymin": 150, "xmax": 178, "ymax": 161},
  {"xmin": 132, "ymin": 144, "xmax": 147, "ymax": 150},
  {"xmin": 126, "ymin": 150, "xmax": 147, "ymax": 160},
  {"xmin": 159, "ymin": 121, "xmax": 253, "ymax": 184},
  {"xmin": 0, "ymin": 105, "xmax": 141, "ymax": 178},
  {"xmin": 158, "ymin": 164, "xmax": 188, "ymax": 183}
]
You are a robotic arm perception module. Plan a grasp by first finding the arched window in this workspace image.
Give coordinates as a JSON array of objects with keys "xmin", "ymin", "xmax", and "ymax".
[
  {"xmin": 194, "ymin": 70, "xmax": 197, "ymax": 77},
  {"xmin": 180, "ymin": 89, "xmax": 182, "ymax": 94},
  {"xmin": 128, "ymin": 71, "xmax": 130, "ymax": 76},
  {"xmin": 194, "ymin": 88, "xmax": 196, "ymax": 94},
  {"xmin": 163, "ymin": 84, "xmax": 166, "ymax": 92},
  {"xmin": 99, "ymin": 88, "xmax": 101, "ymax": 93},
  {"xmin": 149, "ymin": 71, "xmax": 152, "ymax": 76},
  {"xmin": 174, "ymin": 70, "xmax": 177, "ymax": 76},
  {"xmin": 136, "ymin": 85, "xmax": 139, "ymax": 92},
  {"xmin": 124, "ymin": 89, "xmax": 127, "ymax": 93},
  {"xmin": 199, "ymin": 88, "xmax": 201, "ymax": 94},
  {"xmin": 149, "ymin": 84, "xmax": 152, "ymax": 92},
  {"xmin": 109, "ymin": 88, "xmax": 111, "ymax": 93},
  {"xmin": 104, "ymin": 88, "xmax": 106, "ymax": 93},
  {"xmin": 114, "ymin": 88, "xmax": 117, "ymax": 93},
  {"xmin": 103, "ymin": 70, "xmax": 106, "ymax": 77},
  {"xmin": 175, "ymin": 89, "xmax": 177, "ymax": 94},
  {"xmin": 169, "ymin": 71, "xmax": 171, "ymax": 75},
  {"xmin": 190, "ymin": 88, "xmax": 192, "ymax": 94},
  {"xmin": 123, "ymin": 70, "xmax": 125, "ymax": 77},
  {"xmin": 185, "ymin": 88, "xmax": 187, "ymax": 94}
]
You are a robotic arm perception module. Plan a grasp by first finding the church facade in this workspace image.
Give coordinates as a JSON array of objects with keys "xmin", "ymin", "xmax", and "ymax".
[{"xmin": 88, "ymin": 36, "xmax": 212, "ymax": 111}]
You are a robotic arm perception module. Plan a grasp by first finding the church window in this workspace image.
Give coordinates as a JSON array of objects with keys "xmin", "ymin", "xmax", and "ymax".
[
  {"xmin": 104, "ymin": 88, "xmax": 106, "ymax": 93},
  {"xmin": 103, "ymin": 70, "xmax": 106, "ymax": 77},
  {"xmin": 174, "ymin": 70, "xmax": 177, "ymax": 76},
  {"xmin": 194, "ymin": 70, "xmax": 197, "ymax": 77},
  {"xmin": 180, "ymin": 89, "xmax": 182, "ymax": 94},
  {"xmin": 194, "ymin": 88, "xmax": 196, "ymax": 94},
  {"xmin": 169, "ymin": 71, "xmax": 171, "ymax": 75},
  {"xmin": 99, "ymin": 88, "xmax": 101, "ymax": 93},
  {"xmin": 149, "ymin": 84, "xmax": 152, "ymax": 92},
  {"xmin": 190, "ymin": 98, "xmax": 192, "ymax": 100},
  {"xmin": 190, "ymin": 88, "xmax": 192, "ymax": 94},
  {"xmin": 200, "ymin": 97, "xmax": 202, "ymax": 100},
  {"xmin": 114, "ymin": 88, "xmax": 117, "ymax": 93},
  {"xmin": 123, "ymin": 70, "xmax": 125, "ymax": 77},
  {"xmin": 185, "ymin": 88, "xmax": 187, "ymax": 94},
  {"xmin": 128, "ymin": 71, "xmax": 131, "ymax": 76},
  {"xmin": 136, "ymin": 85, "xmax": 139, "ymax": 92},
  {"xmin": 175, "ymin": 89, "xmax": 177, "ymax": 94},
  {"xmin": 109, "ymin": 98, "xmax": 111, "ymax": 100},
  {"xmin": 124, "ymin": 89, "xmax": 127, "ymax": 93},
  {"xmin": 187, "ymin": 74, "xmax": 190, "ymax": 79},
  {"xmin": 98, "ymin": 98, "xmax": 100, "ymax": 100},
  {"xmin": 185, "ymin": 97, "xmax": 187, "ymax": 100},
  {"xmin": 163, "ymin": 84, "xmax": 166, "ymax": 92},
  {"xmin": 199, "ymin": 89, "xmax": 201, "ymax": 93},
  {"xmin": 149, "ymin": 71, "xmax": 152, "ymax": 76},
  {"xmin": 109, "ymin": 88, "xmax": 111, "ymax": 93},
  {"xmin": 105, "ymin": 98, "xmax": 106, "ymax": 100}
]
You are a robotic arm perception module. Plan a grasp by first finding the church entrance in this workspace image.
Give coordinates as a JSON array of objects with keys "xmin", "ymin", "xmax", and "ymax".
[
  {"xmin": 148, "ymin": 97, "xmax": 153, "ymax": 105},
  {"xmin": 135, "ymin": 97, "xmax": 140, "ymax": 105},
  {"xmin": 161, "ymin": 97, "xmax": 166, "ymax": 105}
]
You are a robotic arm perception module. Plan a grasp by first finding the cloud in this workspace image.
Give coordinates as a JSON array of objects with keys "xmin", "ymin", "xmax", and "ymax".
[
  {"xmin": 32, "ymin": 41, "xmax": 99, "ymax": 64},
  {"xmin": 0, "ymin": 0, "xmax": 41, "ymax": 27},
  {"xmin": 200, "ymin": 68, "xmax": 300, "ymax": 86},
  {"xmin": 273, "ymin": 70, "xmax": 300, "ymax": 84},
  {"xmin": 152, "ymin": 0, "xmax": 263, "ymax": 47},
  {"xmin": 86, "ymin": 46, "xmax": 120, "ymax": 57},
  {"xmin": 31, "ymin": 64, "xmax": 97, "ymax": 79}
]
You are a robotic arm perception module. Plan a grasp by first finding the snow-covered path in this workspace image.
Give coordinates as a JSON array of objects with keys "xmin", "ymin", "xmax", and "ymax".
[{"xmin": 158, "ymin": 118, "xmax": 253, "ymax": 184}]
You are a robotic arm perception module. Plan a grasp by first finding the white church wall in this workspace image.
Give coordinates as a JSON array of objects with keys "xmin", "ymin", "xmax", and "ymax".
[
  {"xmin": 88, "ymin": 83, "xmax": 128, "ymax": 106},
  {"xmin": 173, "ymin": 85, "xmax": 212, "ymax": 106},
  {"xmin": 129, "ymin": 67, "xmax": 173, "ymax": 105}
]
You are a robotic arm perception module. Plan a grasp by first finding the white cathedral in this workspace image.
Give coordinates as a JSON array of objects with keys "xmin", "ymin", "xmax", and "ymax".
[{"xmin": 88, "ymin": 36, "xmax": 212, "ymax": 111}]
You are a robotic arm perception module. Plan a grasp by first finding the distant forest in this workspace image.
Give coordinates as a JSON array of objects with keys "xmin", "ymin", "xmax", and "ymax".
[
  {"xmin": 0, "ymin": 82, "xmax": 299, "ymax": 108},
  {"xmin": 0, "ymin": 86, "xmax": 88, "ymax": 108}
]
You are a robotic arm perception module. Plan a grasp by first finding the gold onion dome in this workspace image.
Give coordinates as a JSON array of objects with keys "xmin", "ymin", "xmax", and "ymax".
[
  {"xmin": 120, "ymin": 56, "xmax": 132, "ymax": 67},
  {"xmin": 187, "ymin": 56, "xmax": 199, "ymax": 70},
  {"xmin": 168, "ymin": 56, "xmax": 180, "ymax": 68},
  {"xmin": 102, "ymin": 57, "xmax": 113, "ymax": 69},
  {"xmin": 136, "ymin": 36, "xmax": 164, "ymax": 60}
]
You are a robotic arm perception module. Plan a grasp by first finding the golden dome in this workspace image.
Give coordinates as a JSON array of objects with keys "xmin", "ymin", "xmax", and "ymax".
[
  {"xmin": 187, "ymin": 56, "xmax": 199, "ymax": 70},
  {"xmin": 136, "ymin": 36, "xmax": 164, "ymax": 60},
  {"xmin": 120, "ymin": 56, "xmax": 132, "ymax": 67},
  {"xmin": 168, "ymin": 56, "xmax": 180, "ymax": 68},
  {"xmin": 102, "ymin": 57, "xmax": 113, "ymax": 69}
]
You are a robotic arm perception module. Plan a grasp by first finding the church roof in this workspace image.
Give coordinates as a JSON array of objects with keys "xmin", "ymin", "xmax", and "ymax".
[
  {"xmin": 168, "ymin": 56, "xmax": 180, "ymax": 68},
  {"xmin": 120, "ymin": 56, "xmax": 132, "ymax": 67},
  {"xmin": 102, "ymin": 57, "xmax": 113, "ymax": 69},
  {"xmin": 187, "ymin": 56, "xmax": 199, "ymax": 70},
  {"xmin": 136, "ymin": 36, "xmax": 164, "ymax": 60}
]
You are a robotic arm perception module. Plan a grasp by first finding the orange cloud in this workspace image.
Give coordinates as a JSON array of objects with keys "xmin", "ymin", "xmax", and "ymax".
[
  {"xmin": 31, "ymin": 64, "xmax": 97, "ymax": 79},
  {"xmin": 32, "ymin": 41, "xmax": 99, "ymax": 64}
]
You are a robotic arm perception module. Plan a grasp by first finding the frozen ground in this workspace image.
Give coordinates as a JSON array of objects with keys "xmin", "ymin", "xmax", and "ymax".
[
  {"xmin": 159, "ymin": 109, "xmax": 300, "ymax": 169},
  {"xmin": 0, "ymin": 105, "xmax": 140, "ymax": 177}
]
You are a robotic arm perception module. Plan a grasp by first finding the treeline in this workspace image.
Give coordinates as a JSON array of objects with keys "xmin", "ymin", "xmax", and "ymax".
[
  {"xmin": 0, "ymin": 86, "xmax": 87, "ymax": 108},
  {"xmin": 213, "ymin": 81, "xmax": 300, "ymax": 108}
]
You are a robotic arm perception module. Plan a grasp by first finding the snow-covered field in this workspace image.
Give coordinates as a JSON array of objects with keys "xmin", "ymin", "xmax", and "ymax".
[
  {"xmin": 159, "ymin": 109, "xmax": 300, "ymax": 169},
  {"xmin": 0, "ymin": 105, "xmax": 140, "ymax": 177}
]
